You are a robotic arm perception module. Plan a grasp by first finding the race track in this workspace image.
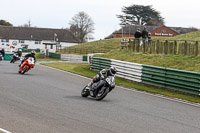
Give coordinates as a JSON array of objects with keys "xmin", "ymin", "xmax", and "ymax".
[{"xmin": 0, "ymin": 61, "xmax": 200, "ymax": 133}]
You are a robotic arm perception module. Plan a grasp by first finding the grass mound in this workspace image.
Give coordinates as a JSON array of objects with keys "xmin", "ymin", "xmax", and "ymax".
[{"xmin": 95, "ymin": 49, "xmax": 200, "ymax": 72}]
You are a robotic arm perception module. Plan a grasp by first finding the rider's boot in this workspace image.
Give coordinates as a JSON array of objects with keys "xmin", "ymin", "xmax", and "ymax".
[{"xmin": 86, "ymin": 81, "xmax": 93, "ymax": 90}]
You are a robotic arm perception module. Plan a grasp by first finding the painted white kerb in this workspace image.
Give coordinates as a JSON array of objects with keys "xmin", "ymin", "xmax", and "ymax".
[{"xmin": 0, "ymin": 128, "xmax": 12, "ymax": 133}]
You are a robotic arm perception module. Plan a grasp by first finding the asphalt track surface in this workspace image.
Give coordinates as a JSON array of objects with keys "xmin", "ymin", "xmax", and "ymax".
[{"xmin": 0, "ymin": 61, "xmax": 200, "ymax": 133}]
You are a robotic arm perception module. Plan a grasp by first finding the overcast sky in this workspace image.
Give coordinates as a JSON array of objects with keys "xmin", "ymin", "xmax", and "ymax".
[{"xmin": 0, "ymin": 0, "xmax": 199, "ymax": 40}]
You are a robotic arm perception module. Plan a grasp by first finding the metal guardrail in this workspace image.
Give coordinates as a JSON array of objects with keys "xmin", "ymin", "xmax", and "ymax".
[
  {"xmin": 90, "ymin": 57, "xmax": 111, "ymax": 71},
  {"xmin": 48, "ymin": 53, "xmax": 88, "ymax": 61},
  {"xmin": 91, "ymin": 57, "xmax": 143, "ymax": 82},
  {"xmin": 111, "ymin": 59, "xmax": 143, "ymax": 82},
  {"xmin": 142, "ymin": 65, "xmax": 200, "ymax": 95},
  {"xmin": 91, "ymin": 57, "xmax": 200, "ymax": 95}
]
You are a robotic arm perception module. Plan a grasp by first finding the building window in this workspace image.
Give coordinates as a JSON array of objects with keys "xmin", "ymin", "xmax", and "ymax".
[
  {"xmin": 35, "ymin": 41, "xmax": 41, "ymax": 44},
  {"xmin": 162, "ymin": 29, "xmax": 166, "ymax": 33},
  {"xmin": 51, "ymin": 45, "xmax": 53, "ymax": 49},
  {"xmin": 19, "ymin": 40, "xmax": 25, "ymax": 43},
  {"xmin": 1, "ymin": 39, "xmax": 9, "ymax": 42}
]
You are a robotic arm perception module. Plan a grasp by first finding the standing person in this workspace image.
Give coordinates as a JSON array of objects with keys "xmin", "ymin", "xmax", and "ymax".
[
  {"xmin": 141, "ymin": 27, "xmax": 148, "ymax": 44},
  {"xmin": 0, "ymin": 48, "xmax": 5, "ymax": 60},
  {"xmin": 148, "ymin": 33, "xmax": 152, "ymax": 44},
  {"xmin": 134, "ymin": 28, "xmax": 141, "ymax": 42}
]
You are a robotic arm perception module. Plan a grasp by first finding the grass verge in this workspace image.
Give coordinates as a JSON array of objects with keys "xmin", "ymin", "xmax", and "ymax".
[
  {"xmin": 37, "ymin": 58, "xmax": 64, "ymax": 61},
  {"xmin": 41, "ymin": 63, "xmax": 200, "ymax": 104}
]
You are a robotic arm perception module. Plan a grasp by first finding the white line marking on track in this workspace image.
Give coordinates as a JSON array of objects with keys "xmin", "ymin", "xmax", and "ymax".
[
  {"xmin": 0, "ymin": 128, "xmax": 12, "ymax": 133},
  {"xmin": 39, "ymin": 64, "xmax": 200, "ymax": 108}
]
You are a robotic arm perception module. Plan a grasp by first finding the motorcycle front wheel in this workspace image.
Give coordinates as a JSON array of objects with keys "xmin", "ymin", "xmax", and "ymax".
[
  {"xmin": 96, "ymin": 88, "xmax": 109, "ymax": 101},
  {"xmin": 10, "ymin": 59, "xmax": 14, "ymax": 63},
  {"xmin": 81, "ymin": 86, "xmax": 90, "ymax": 97}
]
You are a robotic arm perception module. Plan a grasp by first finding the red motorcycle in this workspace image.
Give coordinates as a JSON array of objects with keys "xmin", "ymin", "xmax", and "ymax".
[{"xmin": 19, "ymin": 57, "xmax": 35, "ymax": 74}]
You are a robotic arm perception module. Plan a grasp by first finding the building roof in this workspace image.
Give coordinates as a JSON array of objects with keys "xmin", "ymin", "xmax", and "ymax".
[
  {"xmin": 115, "ymin": 25, "xmax": 161, "ymax": 34},
  {"xmin": 105, "ymin": 25, "xmax": 198, "ymax": 38},
  {"xmin": 0, "ymin": 26, "xmax": 80, "ymax": 43},
  {"xmin": 169, "ymin": 27, "xmax": 198, "ymax": 34}
]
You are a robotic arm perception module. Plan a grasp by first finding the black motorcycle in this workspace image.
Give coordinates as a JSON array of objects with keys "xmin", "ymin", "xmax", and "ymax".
[
  {"xmin": 0, "ymin": 53, "xmax": 2, "ymax": 61},
  {"xmin": 10, "ymin": 53, "xmax": 20, "ymax": 63},
  {"xmin": 81, "ymin": 76, "xmax": 115, "ymax": 101}
]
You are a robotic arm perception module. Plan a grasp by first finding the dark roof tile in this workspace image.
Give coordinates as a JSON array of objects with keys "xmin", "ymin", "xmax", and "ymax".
[{"xmin": 0, "ymin": 26, "xmax": 80, "ymax": 43}]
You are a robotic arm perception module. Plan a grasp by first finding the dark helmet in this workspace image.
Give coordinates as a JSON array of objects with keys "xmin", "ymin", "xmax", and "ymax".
[
  {"xmin": 31, "ymin": 50, "xmax": 36, "ymax": 56},
  {"xmin": 109, "ymin": 66, "xmax": 117, "ymax": 76}
]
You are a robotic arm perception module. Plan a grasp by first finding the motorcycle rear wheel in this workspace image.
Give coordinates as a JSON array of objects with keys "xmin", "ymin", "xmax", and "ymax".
[{"xmin": 81, "ymin": 86, "xmax": 90, "ymax": 97}]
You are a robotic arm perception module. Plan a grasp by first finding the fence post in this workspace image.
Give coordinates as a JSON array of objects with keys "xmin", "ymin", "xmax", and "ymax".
[
  {"xmin": 128, "ymin": 39, "xmax": 131, "ymax": 50},
  {"xmin": 156, "ymin": 40, "xmax": 160, "ymax": 54},
  {"xmin": 174, "ymin": 40, "xmax": 177, "ymax": 55},
  {"xmin": 143, "ymin": 40, "xmax": 146, "ymax": 53},
  {"xmin": 132, "ymin": 39, "xmax": 135, "ymax": 52},
  {"xmin": 195, "ymin": 41, "xmax": 199, "ymax": 56},
  {"xmin": 184, "ymin": 41, "xmax": 187, "ymax": 55},
  {"xmin": 136, "ymin": 39, "xmax": 140, "ymax": 53},
  {"xmin": 164, "ymin": 40, "xmax": 168, "ymax": 55}
]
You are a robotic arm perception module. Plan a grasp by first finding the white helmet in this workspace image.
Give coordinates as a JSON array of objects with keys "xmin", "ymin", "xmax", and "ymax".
[{"xmin": 109, "ymin": 66, "xmax": 117, "ymax": 76}]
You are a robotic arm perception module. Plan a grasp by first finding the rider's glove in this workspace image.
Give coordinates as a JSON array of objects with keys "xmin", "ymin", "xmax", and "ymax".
[{"xmin": 100, "ymin": 75, "xmax": 104, "ymax": 79}]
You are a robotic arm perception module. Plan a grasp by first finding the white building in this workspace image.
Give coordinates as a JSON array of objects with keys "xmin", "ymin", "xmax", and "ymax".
[{"xmin": 0, "ymin": 26, "xmax": 80, "ymax": 53}]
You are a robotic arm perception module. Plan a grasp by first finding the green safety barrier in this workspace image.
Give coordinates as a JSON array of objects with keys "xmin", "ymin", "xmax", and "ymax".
[
  {"xmin": 90, "ymin": 57, "xmax": 111, "ymax": 71},
  {"xmin": 4, "ymin": 53, "xmax": 13, "ymax": 61},
  {"xmin": 49, "ymin": 52, "xmax": 61, "ymax": 59},
  {"xmin": 83, "ymin": 56, "xmax": 88, "ymax": 61},
  {"xmin": 91, "ymin": 57, "xmax": 200, "ymax": 96},
  {"xmin": 19, "ymin": 48, "xmax": 40, "ymax": 53},
  {"xmin": 142, "ymin": 65, "xmax": 200, "ymax": 95}
]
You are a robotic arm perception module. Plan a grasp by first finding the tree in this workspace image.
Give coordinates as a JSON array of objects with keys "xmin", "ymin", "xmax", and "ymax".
[
  {"xmin": 69, "ymin": 12, "xmax": 94, "ymax": 42},
  {"xmin": 117, "ymin": 5, "xmax": 164, "ymax": 26},
  {"xmin": 0, "ymin": 19, "xmax": 13, "ymax": 26}
]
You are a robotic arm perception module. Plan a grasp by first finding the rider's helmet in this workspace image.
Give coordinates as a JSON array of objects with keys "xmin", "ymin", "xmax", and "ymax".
[
  {"xmin": 109, "ymin": 66, "xmax": 117, "ymax": 76},
  {"xmin": 18, "ymin": 49, "xmax": 22, "ymax": 52},
  {"xmin": 31, "ymin": 50, "xmax": 36, "ymax": 56}
]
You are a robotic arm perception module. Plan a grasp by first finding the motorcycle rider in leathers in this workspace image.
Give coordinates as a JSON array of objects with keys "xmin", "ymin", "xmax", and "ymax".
[
  {"xmin": 87, "ymin": 66, "xmax": 117, "ymax": 90},
  {"xmin": 19, "ymin": 50, "xmax": 36, "ymax": 67}
]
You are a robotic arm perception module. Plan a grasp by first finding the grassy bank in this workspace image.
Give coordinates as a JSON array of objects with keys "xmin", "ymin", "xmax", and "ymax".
[
  {"xmin": 58, "ymin": 31, "xmax": 200, "ymax": 54},
  {"xmin": 57, "ymin": 38, "xmax": 122, "ymax": 54},
  {"xmin": 95, "ymin": 49, "xmax": 200, "ymax": 72},
  {"xmin": 41, "ymin": 63, "xmax": 200, "ymax": 103}
]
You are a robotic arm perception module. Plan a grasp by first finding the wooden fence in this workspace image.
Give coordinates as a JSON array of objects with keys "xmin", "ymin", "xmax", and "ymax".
[
  {"xmin": 56, "ymin": 48, "xmax": 110, "ymax": 55},
  {"xmin": 121, "ymin": 39, "xmax": 200, "ymax": 56}
]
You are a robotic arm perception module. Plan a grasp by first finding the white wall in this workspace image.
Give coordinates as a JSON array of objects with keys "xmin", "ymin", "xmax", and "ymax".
[{"xmin": 0, "ymin": 39, "xmax": 78, "ymax": 52}]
